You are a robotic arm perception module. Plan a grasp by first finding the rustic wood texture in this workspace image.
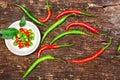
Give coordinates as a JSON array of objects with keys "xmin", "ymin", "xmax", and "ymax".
[{"xmin": 0, "ymin": 0, "xmax": 120, "ymax": 80}]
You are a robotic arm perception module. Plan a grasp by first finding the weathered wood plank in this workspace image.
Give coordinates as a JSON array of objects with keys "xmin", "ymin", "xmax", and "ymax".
[{"xmin": 0, "ymin": 0, "xmax": 120, "ymax": 80}]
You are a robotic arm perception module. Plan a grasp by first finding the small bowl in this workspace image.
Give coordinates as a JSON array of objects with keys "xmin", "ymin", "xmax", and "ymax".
[{"xmin": 5, "ymin": 20, "xmax": 41, "ymax": 56}]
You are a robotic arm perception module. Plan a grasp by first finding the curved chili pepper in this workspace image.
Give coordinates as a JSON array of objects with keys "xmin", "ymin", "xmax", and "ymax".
[
  {"xmin": 50, "ymin": 30, "xmax": 90, "ymax": 45},
  {"xmin": 40, "ymin": 14, "xmax": 72, "ymax": 44},
  {"xmin": 15, "ymin": 4, "xmax": 47, "ymax": 27},
  {"xmin": 68, "ymin": 38, "xmax": 112, "ymax": 64},
  {"xmin": 54, "ymin": 10, "xmax": 96, "ymax": 21},
  {"xmin": 38, "ymin": 44, "xmax": 73, "ymax": 58},
  {"xmin": 22, "ymin": 55, "xmax": 65, "ymax": 78},
  {"xmin": 37, "ymin": 0, "xmax": 52, "ymax": 23},
  {"xmin": 65, "ymin": 22, "xmax": 99, "ymax": 34},
  {"xmin": 116, "ymin": 44, "xmax": 120, "ymax": 55}
]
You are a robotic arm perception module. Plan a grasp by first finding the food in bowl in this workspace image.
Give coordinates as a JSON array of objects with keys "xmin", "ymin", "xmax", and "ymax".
[{"xmin": 13, "ymin": 28, "xmax": 35, "ymax": 49}]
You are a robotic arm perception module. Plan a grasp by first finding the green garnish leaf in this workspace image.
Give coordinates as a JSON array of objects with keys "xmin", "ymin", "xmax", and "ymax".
[
  {"xmin": 19, "ymin": 16, "xmax": 26, "ymax": 27},
  {"xmin": 0, "ymin": 28, "xmax": 19, "ymax": 39}
]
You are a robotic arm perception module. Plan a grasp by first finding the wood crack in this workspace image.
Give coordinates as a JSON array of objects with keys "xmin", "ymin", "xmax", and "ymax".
[{"xmin": 102, "ymin": 4, "xmax": 120, "ymax": 8}]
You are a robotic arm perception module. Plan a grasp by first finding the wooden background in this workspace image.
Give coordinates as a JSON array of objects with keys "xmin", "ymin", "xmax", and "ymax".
[{"xmin": 0, "ymin": 0, "xmax": 120, "ymax": 80}]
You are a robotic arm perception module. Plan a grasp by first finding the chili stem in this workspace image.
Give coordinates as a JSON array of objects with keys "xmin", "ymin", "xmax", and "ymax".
[
  {"xmin": 54, "ymin": 58, "xmax": 67, "ymax": 63},
  {"xmin": 80, "ymin": 12, "xmax": 98, "ymax": 18},
  {"xmin": 58, "ymin": 44, "xmax": 74, "ymax": 48},
  {"xmin": 102, "ymin": 38, "xmax": 112, "ymax": 50}
]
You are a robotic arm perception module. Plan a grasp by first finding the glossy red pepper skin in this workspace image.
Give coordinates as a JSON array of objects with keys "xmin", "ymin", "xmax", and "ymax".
[
  {"xmin": 65, "ymin": 22, "xmax": 99, "ymax": 34},
  {"xmin": 37, "ymin": 44, "xmax": 73, "ymax": 58},
  {"xmin": 38, "ymin": 45, "xmax": 58, "ymax": 58},
  {"xmin": 54, "ymin": 10, "xmax": 95, "ymax": 21},
  {"xmin": 18, "ymin": 41, "xmax": 24, "ymax": 49},
  {"xmin": 68, "ymin": 38, "xmax": 112, "ymax": 64},
  {"xmin": 37, "ymin": 10, "xmax": 52, "ymax": 23},
  {"xmin": 69, "ymin": 49, "xmax": 103, "ymax": 64},
  {"xmin": 37, "ymin": 0, "xmax": 52, "ymax": 23},
  {"xmin": 26, "ymin": 41, "xmax": 29, "ymax": 48}
]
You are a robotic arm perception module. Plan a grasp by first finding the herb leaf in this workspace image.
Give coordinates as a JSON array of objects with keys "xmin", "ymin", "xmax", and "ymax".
[
  {"xmin": 0, "ymin": 28, "xmax": 19, "ymax": 39},
  {"xmin": 19, "ymin": 16, "xmax": 26, "ymax": 27}
]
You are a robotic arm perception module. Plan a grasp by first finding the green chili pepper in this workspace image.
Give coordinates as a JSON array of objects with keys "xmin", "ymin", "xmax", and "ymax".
[
  {"xmin": 22, "ymin": 55, "xmax": 65, "ymax": 78},
  {"xmin": 15, "ymin": 4, "xmax": 47, "ymax": 27},
  {"xmin": 117, "ymin": 44, "xmax": 120, "ymax": 55},
  {"xmin": 40, "ymin": 14, "xmax": 72, "ymax": 44},
  {"xmin": 50, "ymin": 30, "xmax": 90, "ymax": 44}
]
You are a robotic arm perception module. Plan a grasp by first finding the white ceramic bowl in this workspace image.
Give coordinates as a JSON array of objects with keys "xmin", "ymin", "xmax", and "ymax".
[{"xmin": 5, "ymin": 20, "xmax": 41, "ymax": 56}]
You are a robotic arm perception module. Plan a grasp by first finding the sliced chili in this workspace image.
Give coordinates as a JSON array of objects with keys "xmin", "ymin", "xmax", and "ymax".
[
  {"xmin": 65, "ymin": 22, "xmax": 99, "ymax": 34},
  {"xmin": 38, "ymin": 44, "xmax": 73, "ymax": 58},
  {"xmin": 68, "ymin": 38, "xmax": 112, "ymax": 64},
  {"xmin": 37, "ymin": 0, "xmax": 52, "ymax": 23},
  {"xmin": 54, "ymin": 10, "xmax": 96, "ymax": 21}
]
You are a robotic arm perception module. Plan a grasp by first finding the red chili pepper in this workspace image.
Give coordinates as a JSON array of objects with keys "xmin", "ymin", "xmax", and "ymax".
[
  {"xmin": 26, "ymin": 41, "xmax": 29, "ymax": 48},
  {"xmin": 54, "ymin": 10, "xmax": 95, "ymax": 21},
  {"xmin": 19, "ymin": 28, "xmax": 28, "ymax": 33},
  {"xmin": 19, "ymin": 28, "xmax": 25, "ymax": 33},
  {"xmin": 15, "ymin": 35, "xmax": 19, "ymax": 42},
  {"xmin": 37, "ymin": 0, "xmax": 52, "ymax": 23},
  {"xmin": 25, "ymin": 31, "xmax": 30, "ymax": 36},
  {"xmin": 37, "ymin": 44, "xmax": 73, "ymax": 58},
  {"xmin": 65, "ymin": 22, "xmax": 99, "ymax": 34},
  {"xmin": 68, "ymin": 38, "xmax": 112, "ymax": 64},
  {"xmin": 18, "ymin": 41, "xmax": 24, "ymax": 49}
]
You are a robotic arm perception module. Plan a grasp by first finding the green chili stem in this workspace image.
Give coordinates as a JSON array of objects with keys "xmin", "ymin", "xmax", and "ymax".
[
  {"xmin": 46, "ymin": 0, "xmax": 50, "ymax": 10},
  {"xmin": 102, "ymin": 38, "xmax": 112, "ymax": 50},
  {"xmin": 58, "ymin": 44, "xmax": 74, "ymax": 48},
  {"xmin": 117, "ymin": 44, "xmax": 120, "ymax": 52},
  {"xmin": 80, "ymin": 11, "xmax": 97, "ymax": 18},
  {"xmin": 54, "ymin": 58, "xmax": 67, "ymax": 63},
  {"xmin": 116, "ymin": 44, "xmax": 120, "ymax": 55}
]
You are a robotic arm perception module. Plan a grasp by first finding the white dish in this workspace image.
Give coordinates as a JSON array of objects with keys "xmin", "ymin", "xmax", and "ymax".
[{"xmin": 5, "ymin": 20, "xmax": 41, "ymax": 56}]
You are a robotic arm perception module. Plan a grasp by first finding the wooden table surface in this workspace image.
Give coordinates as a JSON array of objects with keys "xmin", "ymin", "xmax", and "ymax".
[{"xmin": 0, "ymin": 0, "xmax": 120, "ymax": 80}]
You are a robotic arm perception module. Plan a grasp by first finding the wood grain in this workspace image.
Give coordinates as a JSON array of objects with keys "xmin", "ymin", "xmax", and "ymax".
[{"xmin": 0, "ymin": 0, "xmax": 120, "ymax": 80}]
